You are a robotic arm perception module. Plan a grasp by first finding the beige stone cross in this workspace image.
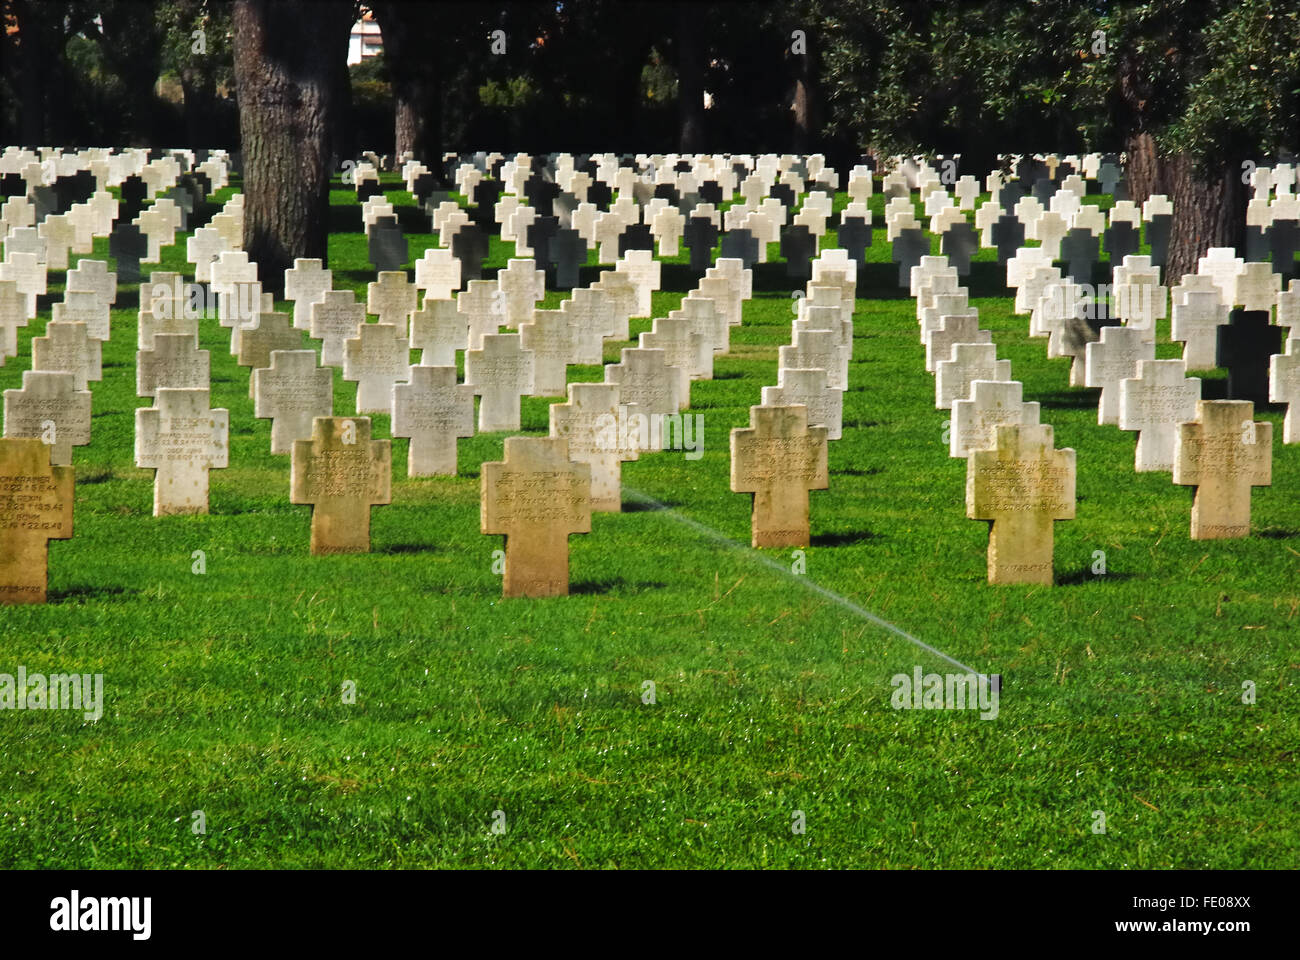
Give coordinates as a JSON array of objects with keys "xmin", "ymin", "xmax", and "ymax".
[
  {"xmin": 290, "ymin": 416, "xmax": 392, "ymax": 554},
  {"xmin": 1173, "ymin": 400, "xmax": 1272, "ymax": 539},
  {"xmin": 52, "ymin": 290, "xmax": 110, "ymax": 341},
  {"xmin": 3, "ymin": 370, "xmax": 91, "ymax": 465},
  {"xmin": 343, "ymin": 322, "xmax": 411, "ymax": 414},
  {"xmin": 0, "ymin": 437, "xmax": 73, "ymax": 604},
  {"xmin": 310, "ymin": 289, "xmax": 367, "ymax": 367},
  {"xmin": 0, "ymin": 280, "xmax": 30, "ymax": 361},
  {"xmin": 465, "ymin": 333, "xmax": 535, "ymax": 432},
  {"xmin": 134, "ymin": 387, "xmax": 229, "ymax": 516},
  {"xmin": 32, "ymin": 320, "xmax": 102, "ymax": 390},
  {"xmin": 458, "ymin": 279, "xmax": 505, "ymax": 350},
  {"xmin": 1269, "ymin": 339, "xmax": 1300, "ymax": 443},
  {"xmin": 549, "ymin": 382, "xmax": 639, "ymax": 512},
  {"xmin": 392, "ymin": 364, "xmax": 475, "ymax": 476},
  {"xmin": 252, "ymin": 350, "xmax": 334, "ymax": 455},
  {"xmin": 367, "ymin": 270, "xmax": 418, "ymax": 326},
  {"xmin": 730, "ymin": 404, "xmax": 829, "ymax": 548},
  {"xmin": 136, "ymin": 332, "xmax": 210, "ymax": 398},
  {"xmin": 966, "ymin": 423, "xmax": 1075, "ymax": 585},
  {"xmin": 481, "ymin": 435, "xmax": 592, "ymax": 597},
  {"xmin": 409, "ymin": 297, "xmax": 468, "ymax": 366},
  {"xmin": 283, "ymin": 258, "xmax": 333, "ymax": 330},
  {"xmin": 237, "ymin": 311, "xmax": 304, "ymax": 398},
  {"xmin": 519, "ymin": 310, "xmax": 575, "ymax": 397}
]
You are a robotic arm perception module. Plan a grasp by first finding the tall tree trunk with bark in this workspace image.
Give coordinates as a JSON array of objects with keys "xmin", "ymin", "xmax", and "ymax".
[
  {"xmin": 374, "ymin": 2, "xmax": 441, "ymax": 163},
  {"xmin": 232, "ymin": 0, "xmax": 352, "ymax": 294},
  {"xmin": 1164, "ymin": 155, "xmax": 1246, "ymax": 281}
]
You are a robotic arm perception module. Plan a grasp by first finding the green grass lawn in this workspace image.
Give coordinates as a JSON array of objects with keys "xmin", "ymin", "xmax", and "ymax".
[{"xmin": 1, "ymin": 175, "xmax": 1296, "ymax": 869}]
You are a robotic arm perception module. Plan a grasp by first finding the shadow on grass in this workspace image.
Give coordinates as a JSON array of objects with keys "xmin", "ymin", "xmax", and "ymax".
[
  {"xmin": 811, "ymin": 529, "xmax": 881, "ymax": 547},
  {"xmin": 49, "ymin": 583, "xmax": 130, "ymax": 602},
  {"xmin": 1256, "ymin": 528, "xmax": 1300, "ymax": 540},
  {"xmin": 570, "ymin": 577, "xmax": 669, "ymax": 595},
  {"xmin": 1035, "ymin": 389, "xmax": 1099, "ymax": 409},
  {"xmin": 620, "ymin": 497, "xmax": 682, "ymax": 512},
  {"xmin": 77, "ymin": 466, "xmax": 116, "ymax": 484},
  {"xmin": 835, "ymin": 466, "xmax": 883, "ymax": 476},
  {"xmin": 377, "ymin": 542, "xmax": 443, "ymax": 555},
  {"xmin": 1055, "ymin": 569, "xmax": 1138, "ymax": 586}
]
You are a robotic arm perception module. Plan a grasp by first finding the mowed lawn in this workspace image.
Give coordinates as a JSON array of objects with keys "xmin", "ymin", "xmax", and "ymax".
[{"xmin": 1, "ymin": 175, "xmax": 1296, "ymax": 869}]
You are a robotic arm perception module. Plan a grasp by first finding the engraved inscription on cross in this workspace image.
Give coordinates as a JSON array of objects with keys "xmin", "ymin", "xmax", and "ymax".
[
  {"xmin": 1173, "ymin": 399, "xmax": 1271, "ymax": 540},
  {"xmin": 252, "ymin": 349, "xmax": 334, "ymax": 455},
  {"xmin": 290, "ymin": 416, "xmax": 392, "ymax": 554},
  {"xmin": 134, "ymin": 387, "xmax": 230, "ymax": 516},
  {"xmin": 966, "ymin": 423, "xmax": 1075, "ymax": 585},
  {"xmin": 730, "ymin": 404, "xmax": 829, "ymax": 548},
  {"xmin": 0, "ymin": 437, "xmax": 74, "ymax": 604},
  {"xmin": 481, "ymin": 435, "xmax": 592, "ymax": 598}
]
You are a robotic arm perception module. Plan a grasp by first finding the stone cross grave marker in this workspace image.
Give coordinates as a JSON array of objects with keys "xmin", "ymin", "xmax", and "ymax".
[
  {"xmin": 66, "ymin": 259, "xmax": 116, "ymax": 307},
  {"xmin": 311, "ymin": 290, "xmax": 366, "ymax": 367},
  {"xmin": 368, "ymin": 217, "xmax": 407, "ymax": 273},
  {"xmin": 519, "ymin": 310, "xmax": 575, "ymax": 397},
  {"xmin": 465, "ymin": 332, "xmax": 535, "ymax": 432},
  {"xmin": 936, "ymin": 342, "xmax": 1011, "ymax": 410},
  {"xmin": 32, "ymin": 321, "xmax": 102, "ymax": 391},
  {"xmin": 409, "ymin": 298, "xmax": 467, "ymax": 367},
  {"xmin": 1117, "ymin": 358, "xmax": 1201, "ymax": 472},
  {"xmin": 367, "ymin": 270, "xmax": 418, "ymax": 327},
  {"xmin": 685, "ymin": 216, "xmax": 719, "ymax": 274},
  {"xmin": 497, "ymin": 258, "xmax": 546, "ymax": 327},
  {"xmin": 604, "ymin": 347, "xmax": 683, "ymax": 449},
  {"xmin": 761, "ymin": 367, "xmax": 843, "ymax": 441},
  {"xmin": 560, "ymin": 287, "xmax": 616, "ymax": 365},
  {"xmin": 284, "ymin": 259, "xmax": 333, "ymax": 331},
  {"xmin": 415, "ymin": 246, "xmax": 462, "ymax": 299},
  {"xmin": 458, "ymin": 279, "xmax": 505, "ymax": 351},
  {"xmin": 1084, "ymin": 325, "xmax": 1156, "ymax": 425},
  {"xmin": 451, "ymin": 223, "xmax": 490, "ymax": 281},
  {"xmin": 549, "ymin": 228, "xmax": 588, "ymax": 290},
  {"xmin": 641, "ymin": 313, "xmax": 710, "ymax": 387},
  {"xmin": 2, "ymin": 370, "xmax": 91, "ymax": 465},
  {"xmin": 392, "ymin": 364, "xmax": 475, "ymax": 476},
  {"xmin": 343, "ymin": 322, "xmax": 411, "ymax": 414},
  {"xmin": 109, "ymin": 222, "xmax": 146, "ymax": 284},
  {"xmin": 1268, "ymin": 339, "xmax": 1300, "ymax": 443},
  {"xmin": 892, "ymin": 227, "xmax": 930, "ymax": 287},
  {"xmin": 950, "ymin": 379, "xmax": 1040, "ymax": 459},
  {"xmin": 252, "ymin": 349, "xmax": 334, "ymax": 455},
  {"xmin": 185, "ymin": 226, "xmax": 228, "ymax": 284},
  {"xmin": 549, "ymin": 382, "xmax": 640, "ymax": 512},
  {"xmin": 134, "ymin": 387, "xmax": 229, "ymax": 516},
  {"xmin": 925, "ymin": 314, "xmax": 991, "ymax": 373},
  {"xmin": 237, "ymin": 312, "xmax": 303, "ymax": 397},
  {"xmin": 52, "ymin": 290, "xmax": 110, "ymax": 342},
  {"xmin": 481, "ymin": 435, "xmax": 592, "ymax": 598},
  {"xmin": 290, "ymin": 416, "xmax": 392, "ymax": 554},
  {"xmin": 1171, "ymin": 287, "xmax": 1229, "ymax": 370},
  {"xmin": 730, "ymin": 404, "xmax": 829, "ymax": 548},
  {"xmin": 966, "ymin": 423, "xmax": 1075, "ymax": 585},
  {"xmin": 1216, "ymin": 310, "xmax": 1282, "ymax": 403},
  {"xmin": 137, "ymin": 332, "xmax": 210, "ymax": 398},
  {"xmin": 1173, "ymin": 400, "xmax": 1271, "ymax": 540},
  {"xmin": 0, "ymin": 437, "xmax": 73, "ymax": 604}
]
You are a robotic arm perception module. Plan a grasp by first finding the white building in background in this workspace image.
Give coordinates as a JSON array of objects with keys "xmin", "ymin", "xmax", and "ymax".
[{"xmin": 348, "ymin": 9, "xmax": 383, "ymax": 65}]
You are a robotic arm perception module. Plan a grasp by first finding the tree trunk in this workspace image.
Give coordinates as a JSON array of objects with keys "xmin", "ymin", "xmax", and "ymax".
[
  {"xmin": 232, "ymin": 0, "xmax": 352, "ymax": 294},
  {"xmin": 675, "ymin": 4, "xmax": 704, "ymax": 153},
  {"xmin": 791, "ymin": 30, "xmax": 816, "ymax": 154},
  {"xmin": 1164, "ymin": 154, "xmax": 1246, "ymax": 282},
  {"xmin": 373, "ymin": 2, "xmax": 444, "ymax": 165},
  {"xmin": 1124, "ymin": 131, "xmax": 1164, "ymax": 206}
]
